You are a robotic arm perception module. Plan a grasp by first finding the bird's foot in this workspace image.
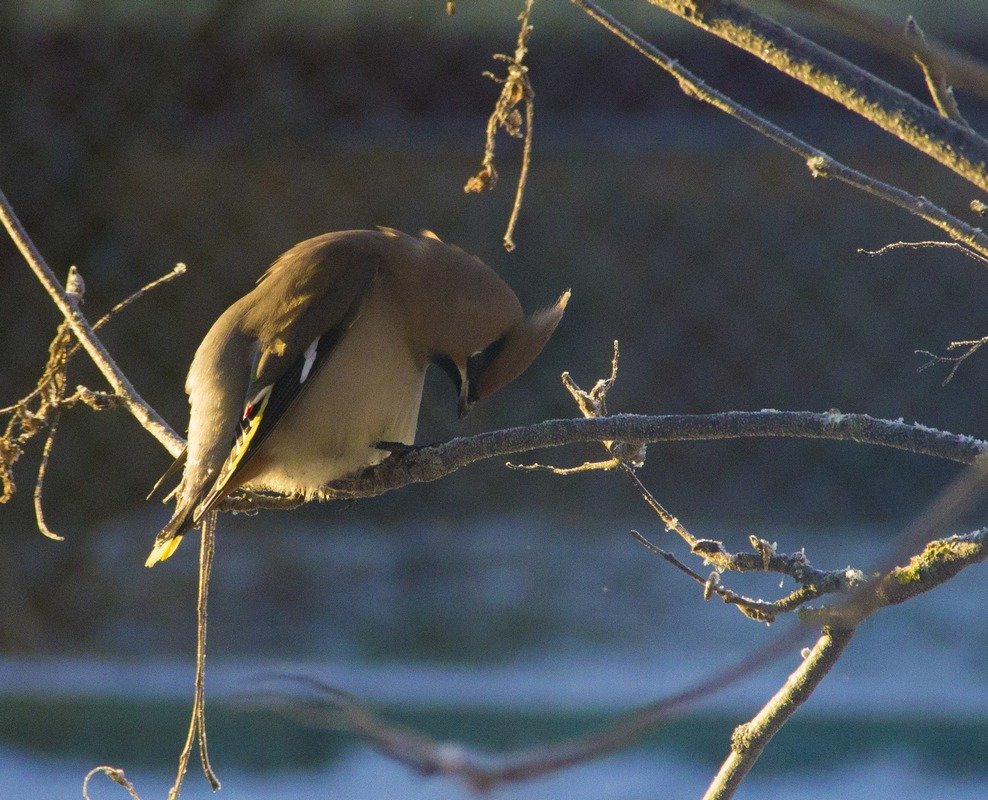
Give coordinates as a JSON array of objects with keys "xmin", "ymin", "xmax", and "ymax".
[{"xmin": 373, "ymin": 440, "xmax": 424, "ymax": 457}]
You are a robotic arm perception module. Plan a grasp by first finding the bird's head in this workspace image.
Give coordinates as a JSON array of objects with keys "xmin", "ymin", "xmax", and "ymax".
[{"xmin": 433, "ymin": 289, "xmax": 570, "ymax": 418}]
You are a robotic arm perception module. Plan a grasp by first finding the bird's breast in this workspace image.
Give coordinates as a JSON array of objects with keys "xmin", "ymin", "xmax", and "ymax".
[{"xmin": 246, "ymin": 296, "xmax": 426, "ymax": 498}]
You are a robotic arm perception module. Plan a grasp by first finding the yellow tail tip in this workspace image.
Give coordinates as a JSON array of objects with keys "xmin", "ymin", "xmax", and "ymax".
[{"xmin": 145, "ymin": 534, "xmax": 184, "ymax": 567}]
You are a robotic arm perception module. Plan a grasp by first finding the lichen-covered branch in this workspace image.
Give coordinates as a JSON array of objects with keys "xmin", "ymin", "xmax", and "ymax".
[
  {"xmin": 801, "ymin": 526, "xmax": 988, "ymax": 627},
  {"xmin": 701, "ymin": 625, "xmax": 856, "ymax": 800},
  {"xmin": 876, "ymin": 527, "xmax": 987, "ymax": 605},
  {"xmin": 772, "ymin": 0, "xmax": 988, "ymax": 102},
  {"xmin": 643, "ymin": 0, "xmax": 988, "ymax": 192}
]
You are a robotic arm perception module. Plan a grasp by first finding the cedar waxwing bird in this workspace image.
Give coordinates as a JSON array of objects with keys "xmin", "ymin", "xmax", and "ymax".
[{"xmin": 145, "ymin": 228, "xmax": 569, "ymax": 566}]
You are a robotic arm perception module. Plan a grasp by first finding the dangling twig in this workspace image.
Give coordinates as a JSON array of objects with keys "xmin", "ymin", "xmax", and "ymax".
[
  {"xmin": 168, "ymin": 513, "xmax": 220, "ymax": 800},
  {"xmin": 464, "ymin": 0, "xmax": 536, "ymax": 251}
]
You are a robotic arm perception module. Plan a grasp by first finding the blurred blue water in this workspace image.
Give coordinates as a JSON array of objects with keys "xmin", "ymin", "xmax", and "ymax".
[
  {"xmin": 2, "ymin": 744, "xmax": 986, "ymax": 800},
  {"xmin": 0, "ymin": 514, "xmax": 985, "ymax": 798}
]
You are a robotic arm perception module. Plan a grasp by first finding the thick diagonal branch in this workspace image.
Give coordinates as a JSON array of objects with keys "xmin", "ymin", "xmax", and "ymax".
[
  {"xmin": 643, "ymin": 0, "xmax": 988, "ymax": 192},
  {"xmin": 571, "ymin": 0, "xmax": 988, "ymax": 261},
  {"xmin": 772, "ymin": 0, "xmax": 988, "ymax": 101},
  {"xmin": 702, "ymin": 625, "xmax": 856, "ymax": 800}
]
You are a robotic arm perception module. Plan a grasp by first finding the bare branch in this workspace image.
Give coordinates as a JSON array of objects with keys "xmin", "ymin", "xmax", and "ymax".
[
  {"xmin": 0, "ymin": 263, "xmax": 185, "ymax": 418},
  {"xmin": 904, "ymin": 16, "xmax": 969, "ymax": 127},
  {"xmin": 257, "ymin": 494, "xmax": 985, "ymax": 795},
  {"xmin": 0, "ymin": 185, "xmax": 184, "ymax": 457},
  {"xmin": 701, "ymin": 625, "xmax": 856, "ymax": 800},
  {"xmin": 689, "ymin": 534, "xmax": 865, "ymax": 590},
  {"xmin": 640, "ymin": 0, "xmax": 988, "ymax": 192},
  {"xmin": 1, "ymin": 260, "xmax": 186, "ymax": 540},
  {"xmin": 254, "ymin": 625, "xmax": 812, "ymax": 793},
  {"xmin": 570, "ymin": 0, "xmax": 988, "ymax": 261},
  {"xmin": 238, "ymin": 411, "xmax": 988, "ymax": 510},
  {"xmin": 632, "ymin": 530, "xmax": 864, "ymax": 624}
]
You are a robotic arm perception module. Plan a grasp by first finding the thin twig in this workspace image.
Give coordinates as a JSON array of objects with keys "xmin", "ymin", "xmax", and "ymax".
[
  {"xmin": 701, "ymin": 625, "xmax": 856, "ymax": 800},
  {"xmin": 904, "ymin": 16, "xmax": 969, "ymax": 127},
  {"xmin": 70, "ymin": 263, "xmax": 189, "ymax": 364},
  {"xmin": 0, "ymin": 185, "xmax": 184, "ymax": 457},
  {"xmin": 621, "ymin": 464, "xmax": 698, "ymax": 548},
  {"xmin": 195, "ymin": 513, "xmax": 220, "ymax": 790},
  {"xmin": 505, "ymin": 457, "xmax": 620, "ymax": 474},
  {"xmin": 0, "ymin": 263, "xmax": 187, "ymax": 417},
  {"xmin": 2, "ymin": 263, "xmax": 183, "ymax": 537},
  {"xmin": 639, "ymin": 0, "xmax": 988, "ymax": 192},
  {"xmin": 916, "ymin": 335, "xmax": 988, "ymax": 385},
  {"xmin": 570, "ymin": 0, "xmax": 988, "ymax": 261},
  {"xmin": 858, "ymin": 240, "xmax": 988, "ymax": 268},
  {"xmin": 682, "ymin": 534, "xmax": 865, "ymax": 593},
  {"xmin": 630, "ymin": 531, "xmax": 856, "ymax": 623},
  {"xmin": 544, "ymin": 345, "xmax": 861, "ymax": 626},
  {"xmin": 82, "ymin": 766, "xmax": 143, "ymax": 800},
  {"xmin": 27, "ymin": 319, "xmax": 74, "ymax": 539}
]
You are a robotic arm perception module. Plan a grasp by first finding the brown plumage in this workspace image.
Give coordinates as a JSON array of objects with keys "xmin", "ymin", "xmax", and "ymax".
[{"xmin": 145, "ymin": 228, "xmax": 569, "ymax": 566}]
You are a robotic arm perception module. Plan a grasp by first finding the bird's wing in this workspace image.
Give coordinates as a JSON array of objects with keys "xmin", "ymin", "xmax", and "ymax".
[
  {"xmin": 189, "ymin": 236, "xmax": 381, "ymax": 523},
  {"xmin": 245, "ymin": 232, "xmax": 381, "ymax": 388}
]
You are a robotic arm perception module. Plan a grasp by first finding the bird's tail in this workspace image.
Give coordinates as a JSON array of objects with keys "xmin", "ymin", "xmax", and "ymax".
[{"xmin": 145, "ymin": 504, "xmax": 197, "ymax": 567}]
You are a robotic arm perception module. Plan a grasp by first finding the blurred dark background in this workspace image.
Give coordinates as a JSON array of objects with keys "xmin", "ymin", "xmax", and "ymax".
[
  {"xmin": 0, "ymin": 3, "xmax": 986, "ymax": 797},
  {"xmin": 0, "ymin": 0, "xmax": 986, "ymax": 646}
]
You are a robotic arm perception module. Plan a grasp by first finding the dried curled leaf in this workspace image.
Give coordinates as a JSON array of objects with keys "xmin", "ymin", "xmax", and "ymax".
[{"xmin": 464, "ymin": 164, "xmax": 498, "ymax": 193}]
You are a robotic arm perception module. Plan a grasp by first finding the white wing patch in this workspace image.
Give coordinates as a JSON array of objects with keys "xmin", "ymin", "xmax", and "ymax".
[{"xmin": 300, "ymin": 337, "xmax": 319, "ymax": 384}]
